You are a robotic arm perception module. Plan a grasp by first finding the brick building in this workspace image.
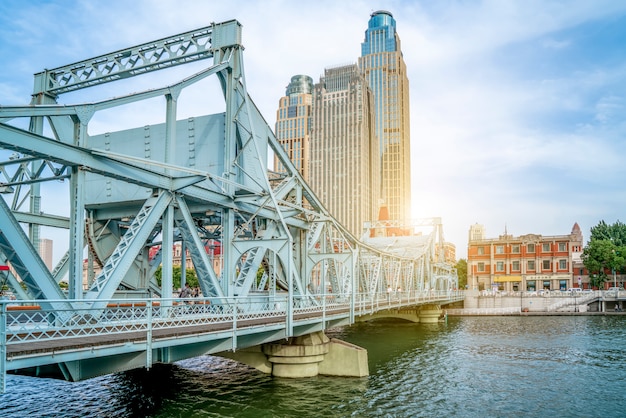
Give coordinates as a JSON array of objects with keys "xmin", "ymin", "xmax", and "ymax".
[{"xmin": 467, "ymin": 223, "xmax": 583, "ymax": 292}]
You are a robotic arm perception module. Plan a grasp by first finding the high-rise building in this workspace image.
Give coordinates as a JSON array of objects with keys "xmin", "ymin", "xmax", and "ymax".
[
  {"xmin": 359, "ymin": 10, "xmax": 411, "ymax": 222},
  {"xmin": 274, "ymin": 75, "xmax": 314, "ymax": 181},
  {"xmin": 309, "ymin": 64, "xmax": 379, "ymax": 237},
  {"xmin": 38, "ymin": 238, "xmax": 53, "ymax": 270}
]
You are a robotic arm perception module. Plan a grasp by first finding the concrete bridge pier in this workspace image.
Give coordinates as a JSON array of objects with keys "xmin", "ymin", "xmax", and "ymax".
[
  {"xmin": 219, "ymin": 331, "xmax": 368, "ymax": 378},
  {"xmin": 418, "ymin": 304, "xmax": 443, "ymax": 323},
  {"xmin": 263, "ymin": 332, "xmax": 330, "ymax": 378}
]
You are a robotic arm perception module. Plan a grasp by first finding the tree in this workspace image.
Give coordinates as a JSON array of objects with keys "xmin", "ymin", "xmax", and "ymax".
[
  {"xmin": 154, "ymin": 265, "xmax": 199, "ymax": 290},
  {"xmin": 582, "ymin": 219, "xmax": 626, "ymax": 288},
  {"xmin": 455, "ymin": 258, "xmax": 467, "ymax": 289},
  {"xmin": 589, "ymin": 220, "xmax": 626, "ymax": 246}
]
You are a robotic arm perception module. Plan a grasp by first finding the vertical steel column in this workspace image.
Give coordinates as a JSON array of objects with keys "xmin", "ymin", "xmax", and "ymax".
[
  {"xmin": 0, "ymin": 302, "xmax": 6, "ymax": 393},
  {"xmin": 68, "ymin": 110, "xmax": 92, "ymax": 298},
  {"xmin": 162, "ymin": 90, "xmax": 179, "ymax": 298},
  {"xmin": 162, "ymin": 205, "xmax": 174, "ymax": 305},
  {"xmin": 217, "ymin": 46, "xmax": 236, "ymax": 298}
]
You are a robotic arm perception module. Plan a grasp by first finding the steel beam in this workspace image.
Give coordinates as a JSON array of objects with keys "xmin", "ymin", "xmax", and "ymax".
[{"xmin": 33, "ymin": 25, "xmax": 216, "ymax": 95}]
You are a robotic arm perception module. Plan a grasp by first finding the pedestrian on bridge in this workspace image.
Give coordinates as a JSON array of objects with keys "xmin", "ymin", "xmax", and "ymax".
[{"xmin": 179, "ymin": 283, "xmax": 192, "ymax": 299}]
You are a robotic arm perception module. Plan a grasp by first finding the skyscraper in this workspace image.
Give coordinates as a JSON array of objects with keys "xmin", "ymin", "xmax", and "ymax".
[
  {"xmin": 38, "ymin": 238, "xmax": 53, "ymax": 270},
  {"xmin": 274, "ymin": 75, "xmax": 314, "ymax": 181},
  {"xmin": 309, "ymin": 64, "xmax": 379, "ymax": 237},
  {"xmin": 359, "ymin": 10, "xmax": 411, "ymax": 222}
]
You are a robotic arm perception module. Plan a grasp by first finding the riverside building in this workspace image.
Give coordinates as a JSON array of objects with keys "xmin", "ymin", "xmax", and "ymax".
[
  {"xmin": 359, "ymin": 10, "xmax": 412, "ymax": 222},
  {"xmin": 467, "ymin": 223, "xmax": 584, "ymax": 292}
]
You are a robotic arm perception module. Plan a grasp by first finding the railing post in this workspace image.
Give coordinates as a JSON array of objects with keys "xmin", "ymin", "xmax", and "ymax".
[
  {"xmin": 287, "ymin": 292, "xmax": 293, "ymax": 337},
  {"xmin": 0, "ymin": 302, "xmax": 6, "ymax": 393},
  {"xmin": 232, "ymin": 298, "xmax": 238, "ymax": 352},
  {"xmin": 349, "ymin": 287, "xmax": 355, "ymax": 324},
  {"xmin": 146, "ymin": 298, "xmax": 152, "ymax": 370},
  {"xmin": 322, "ymin": 292, "xmax": 326, "ymax": 329}
]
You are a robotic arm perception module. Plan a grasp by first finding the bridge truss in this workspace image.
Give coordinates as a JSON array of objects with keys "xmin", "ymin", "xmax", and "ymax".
[{"xmin": 0, "ymin": 20, "xmax": 457, "ymax": 322}]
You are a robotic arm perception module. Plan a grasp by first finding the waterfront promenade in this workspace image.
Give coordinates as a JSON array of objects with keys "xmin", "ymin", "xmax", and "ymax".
[{"xmin": 446, "ymin": 289, "xmax": 625, "ymax": 315}]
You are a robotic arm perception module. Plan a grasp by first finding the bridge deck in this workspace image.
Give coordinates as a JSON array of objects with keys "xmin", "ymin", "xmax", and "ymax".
[{"xmin": 0, "ymin": 293, "xmax": 462, "ymax": 378}]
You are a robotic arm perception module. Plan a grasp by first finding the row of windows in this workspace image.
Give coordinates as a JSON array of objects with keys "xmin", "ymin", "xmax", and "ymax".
[
  {"xmin": 476, "ymin": 259, "xmax": 568, "ymax": 272},
  {"xmin": 477, "ymin": 242, "xmax": 568, "ymax": 255}
]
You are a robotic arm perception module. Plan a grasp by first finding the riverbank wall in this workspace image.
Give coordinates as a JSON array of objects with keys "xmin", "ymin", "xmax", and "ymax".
[{"xmin": 446, "ymin": 290, "xmax": 624, "ymax": 315}]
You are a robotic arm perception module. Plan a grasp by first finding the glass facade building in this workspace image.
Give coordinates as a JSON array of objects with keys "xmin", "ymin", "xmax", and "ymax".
[{"xmin": 359, "ymin": 10, "xmax": 411, "ymax": 222}]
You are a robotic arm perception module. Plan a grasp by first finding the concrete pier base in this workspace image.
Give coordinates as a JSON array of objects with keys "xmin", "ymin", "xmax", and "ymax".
[
  {"xmin": 419, "ymin": 304, "xmax": 442, "ymax": 323},
  {"xmin": 263, "ymin": 332, "xmax": 330, "ymax": 378},
  {"xmin": 318, "ymin": 338, "xmax": 369, "ymax": 377},
  {"xmin": 219, "ymin": 331, "xmax": 369, "ymax": 378}
]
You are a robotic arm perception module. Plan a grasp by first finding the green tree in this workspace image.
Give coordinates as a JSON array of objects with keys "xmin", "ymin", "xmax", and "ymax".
[
  {"xmin": 582, "ymin": 219, "xmax": 626, "ymax": 288},
  {"xmin": 454, "ymin": 258, "xmax": 467, "ymax": 289},
  {"xmin": 589, "ymin": 220, "xmax": 626, "ymax": 246},
  {"xmin": 154, "ymin": 265, "xmax": 199, "ymax": 289}
]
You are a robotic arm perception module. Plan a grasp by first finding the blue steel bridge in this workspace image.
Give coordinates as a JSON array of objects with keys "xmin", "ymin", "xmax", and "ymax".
[{"xmin": 0, "ymin": 20, "xmax": 461, "ymax": 392}]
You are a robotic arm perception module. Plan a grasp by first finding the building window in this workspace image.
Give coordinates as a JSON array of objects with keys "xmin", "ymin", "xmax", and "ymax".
[
  {"xmin": 558, "ymin": 242, "xmax": 566, "ymax": 252},
  {"xmin": 478, "ymin": 262, "xmax": 485, "ymax": 272},
  {"xmin": 527, "ymin": 260, "xmax": 535, "ymax": 270},
  {"xmin": 512, "ymin": 244, "xmax": 520, "ymax": 253},
  {"xmin": 542, "ymin": 243, "xmax": 551, "ymax": 252},
  {"xmin": 527, "ymin": 244, "xmax": 535, "ymax": 253},
  {"xmin": 496, "ymin": 261, "xmax": 504, "ymax": 272},
  {"xmin": 542, "ymin": 260, "xmax": 551, "ymax": 270},
  {"xmin": 527, "ymin": 280, "xmax": 536, "ymax": 291},
  {"xmin": 512, "ymin": 260, "xmax": 520, "ymax": 271},
  {"xmin": 559, "ymin": 259, "xmax": 567, "ymax": 269},
  {"xmin": 478, "ymin": 246, "xmax": 484, "ymax": 255},
  {"xmin": 496, "ymin": 245, "xmax": 504, "ymax": 254}
]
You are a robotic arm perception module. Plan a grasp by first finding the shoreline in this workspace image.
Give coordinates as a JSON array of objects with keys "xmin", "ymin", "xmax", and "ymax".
[{"xmin": 447, "ymin": 311, "xmax": 626, "ymax": 317}]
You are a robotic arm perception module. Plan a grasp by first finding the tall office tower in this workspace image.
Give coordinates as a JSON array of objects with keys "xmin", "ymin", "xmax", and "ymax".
[
  {"xmin": 38, "ymin": 238, "xmax": 53, "ymax": 270},
  {"xmin": 274, "ymin": 75, "xmax": 314, "ymax": 180},
  {"xmin": 359, "ymin": 10, "xmax": 411, "ymax": 222},
  {"xmin": 309, "ymin": 64, "xmax": 379, "ymax": 237}
]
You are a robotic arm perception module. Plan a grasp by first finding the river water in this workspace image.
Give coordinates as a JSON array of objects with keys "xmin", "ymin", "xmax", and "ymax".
[{"xmin": 1, "ymin": 315, "xmax": 625, "ymax": 417}]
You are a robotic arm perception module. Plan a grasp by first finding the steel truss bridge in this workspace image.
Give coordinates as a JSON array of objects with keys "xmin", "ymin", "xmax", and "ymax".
[{"xmin": 0, "ymin": 20, "xmax": 461, "ymax": 392}]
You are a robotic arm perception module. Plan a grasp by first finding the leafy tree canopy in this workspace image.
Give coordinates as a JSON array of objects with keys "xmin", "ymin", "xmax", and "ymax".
[
  {"xmin": 455, "ymin": 258, "xmax": 467, "ymax": 289},
  {"xmin": 154, "ymin": 265, "xmax": 198, "ymax": 289},
  {"xmin": 589, "ymin": 220, "xmax": 626, "ymax": 246},
  {"xmin": 582, "ymin": 220, "xmax": 626, "ymax": 285}
]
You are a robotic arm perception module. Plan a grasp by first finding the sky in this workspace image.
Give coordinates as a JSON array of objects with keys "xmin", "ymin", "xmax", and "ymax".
[{"xmin": 1, "ymin": 0, "xmax": 626, "ymax": 262}]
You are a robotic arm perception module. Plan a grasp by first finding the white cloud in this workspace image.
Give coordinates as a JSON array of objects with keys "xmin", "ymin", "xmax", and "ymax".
[{"xmin": 2, "ymin": 0, "xmax": 626, "ymax": 261}]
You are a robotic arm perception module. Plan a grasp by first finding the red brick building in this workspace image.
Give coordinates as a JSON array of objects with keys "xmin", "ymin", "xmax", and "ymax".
[{"xmin": 467, "ymin": 223, "xmax": 583, "ymax": 292}]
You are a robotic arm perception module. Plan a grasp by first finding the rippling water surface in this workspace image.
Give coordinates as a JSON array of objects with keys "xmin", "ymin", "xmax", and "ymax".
[{"xmin": 2, "ymin": 315, "xmax": 625, "ymax": 417}]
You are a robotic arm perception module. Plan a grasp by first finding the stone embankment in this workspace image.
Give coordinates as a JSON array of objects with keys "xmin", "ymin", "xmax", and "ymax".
[{"xmin": 446, "ymin": 290, "xmax": 624, "ymax": 316}]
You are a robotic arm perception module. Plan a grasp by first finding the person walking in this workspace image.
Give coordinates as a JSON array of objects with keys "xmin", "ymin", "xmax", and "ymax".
[{"xmin": 179, "ymin": 283, "xmax": 192, "ymax": 298}]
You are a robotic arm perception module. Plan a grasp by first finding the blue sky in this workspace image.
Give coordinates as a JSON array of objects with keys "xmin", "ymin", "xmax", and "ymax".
[{"xmin": 1, "ymin": 0, "xmax": 626, "ymax": 261}]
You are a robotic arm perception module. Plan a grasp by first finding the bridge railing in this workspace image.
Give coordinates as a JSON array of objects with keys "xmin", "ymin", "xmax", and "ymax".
[
  {"xmin": 0, "ymin": 296, "xmax": 285, "ymax": 345},
  {"xmin": 355, "ymin": 290, "xmax": 464, "ymax": 316},
  {"xmin": 0, "ymin": 291, "xmax": 464, "ymax": 346}
]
